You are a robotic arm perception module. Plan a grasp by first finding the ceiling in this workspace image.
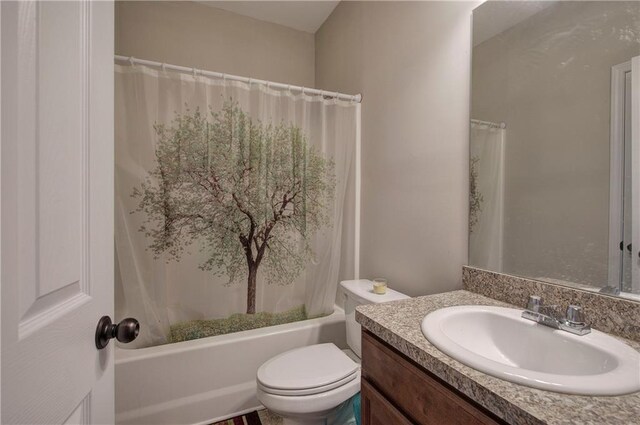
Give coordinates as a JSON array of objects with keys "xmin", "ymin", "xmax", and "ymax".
[
  {"xmin": 473, "ymin": 1, "xmax": 558, "ymax": 46},
  {"xmin": 199, "ymin": 1, "xmax": 340, "ymax": 34}
]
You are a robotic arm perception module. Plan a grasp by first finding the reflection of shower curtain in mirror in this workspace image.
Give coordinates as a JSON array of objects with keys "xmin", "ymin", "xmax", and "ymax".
[
  {"xmin": 469, "ymin": 122, "xmax": 505, "ymax": 272},
  {"xmin": 115, "ymin": 64, "xmax": 358, "ymax": 348}
]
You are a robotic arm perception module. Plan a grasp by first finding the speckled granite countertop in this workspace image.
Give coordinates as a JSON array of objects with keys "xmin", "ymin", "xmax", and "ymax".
[{"xmin": 355, "ymin": 290, "xmax": 640, "ymax": 425}]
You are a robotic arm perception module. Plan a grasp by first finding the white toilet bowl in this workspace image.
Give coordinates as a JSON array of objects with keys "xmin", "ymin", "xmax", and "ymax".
[{"xmin": 256, "ymin": 343, "xmax": 360, "ymax": 425}]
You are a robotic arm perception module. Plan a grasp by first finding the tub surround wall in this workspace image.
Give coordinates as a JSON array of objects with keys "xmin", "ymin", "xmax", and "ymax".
[
  {"xmin": 463, "ymin": 266, "xmax": 640, "ymax": 342},
  {"xmin": 355, "ymin": 291, "xmax": 640, "ymax": 425}
]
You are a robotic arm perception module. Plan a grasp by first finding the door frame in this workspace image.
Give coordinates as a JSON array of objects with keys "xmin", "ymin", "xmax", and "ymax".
[
  {"xmin": 632, "ymin": 56, "xmax": 640, "ymax": 293},
  {"xmin": 0, "ymin": 2, "xmax": 3, "ymax": 420},
  {"xmin": 608, "ymin": 60, "xmax": 631, "ymax": 288}
]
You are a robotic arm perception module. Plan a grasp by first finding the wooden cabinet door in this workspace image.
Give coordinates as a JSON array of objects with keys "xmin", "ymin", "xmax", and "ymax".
[
  {"xmin": 361, "ymin": 332, "xmax": 504, "ymax": 425},
  {"xmin": 361, "ymin": 378, "xmax": 414, "ymax": 425}
]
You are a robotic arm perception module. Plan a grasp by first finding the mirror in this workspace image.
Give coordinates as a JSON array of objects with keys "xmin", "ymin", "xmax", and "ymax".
[{"xmin": 469, "ymin": 1, "xmax": 640, "ymax": 301}]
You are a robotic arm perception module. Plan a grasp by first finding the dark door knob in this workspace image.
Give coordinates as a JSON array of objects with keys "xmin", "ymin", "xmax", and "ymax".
[{"xmin": 95, "ymin": 316, "xmax": 139, "ymax": 349}]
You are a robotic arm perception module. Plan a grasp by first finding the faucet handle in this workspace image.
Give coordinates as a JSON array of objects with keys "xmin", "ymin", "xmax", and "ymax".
[
  {"xmin": 566, "ymin": 305, "xmax": 585, "ymax": 325},
  {"xmin": 526, "ymin": 295, "xmax": 542, "ymax": 312}
]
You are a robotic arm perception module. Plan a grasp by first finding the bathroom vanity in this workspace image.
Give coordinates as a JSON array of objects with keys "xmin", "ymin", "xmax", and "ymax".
[
  {"xmin": 356, "ymin": 290, "xmax": 640, "ymax": 425},
  {"xmin": 361, "ymin": 331, "xmax": 503, "ymax": 425}
]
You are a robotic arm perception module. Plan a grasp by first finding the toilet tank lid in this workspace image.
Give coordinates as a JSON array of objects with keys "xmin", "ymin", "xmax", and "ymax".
[{"xmin": 339, "ymin": 279, "xmax": 410, "ymax": 304}]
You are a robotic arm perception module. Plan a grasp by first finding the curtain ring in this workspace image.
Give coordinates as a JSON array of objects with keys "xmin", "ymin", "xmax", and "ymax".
[
  {"xmin": 287, "ymin": 85, "xmax": 292, "ymax": 95},
  {"xmin": 192, "ymin": 67, "xmax": 197, "ymax": 77},
  {"xmin": 302, "ymin": 87, "xmax": 306, "ymax": 96},
  {"xmin": 128, "ymin": 56, "xmax": 135, "ymax": 66},
  {"xmin": 161, "ymin": 63, "xmax": 166, "ymax": 72},
  {"xmin": 248, "ymin": 78, "xmax": 253, "ymax": 86},
  {"xmin": 334, "ymin": 92, "xmax": 339, "ymax": 104}
]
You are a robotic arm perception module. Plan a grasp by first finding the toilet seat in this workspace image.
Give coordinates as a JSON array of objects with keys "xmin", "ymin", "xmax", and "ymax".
[
  {"xmin": 257, "ymin": 343, "xmax": 360, "ymax": 396},
  {"xmin": 258, "ymin": 369, "xmax": 359, "ymax": 396},
  {"xmin": 257, "ymin": 370, "xmax": 361, "ymax": 418}
]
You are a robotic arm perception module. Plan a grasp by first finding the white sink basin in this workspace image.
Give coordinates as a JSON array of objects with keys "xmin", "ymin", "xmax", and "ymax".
[{"xmin": 421, "ymin": 305, "xmax": 640, "ymax": 396}]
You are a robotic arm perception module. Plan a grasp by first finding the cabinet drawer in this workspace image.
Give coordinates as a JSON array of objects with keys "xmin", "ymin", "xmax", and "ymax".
[
  {"xmin": 361, "ymin": 378, "xmax": 414, "ymax": 425},
  {"xmin": 361, "ymin": 331, "xmax": 503, "ymax": 425}
]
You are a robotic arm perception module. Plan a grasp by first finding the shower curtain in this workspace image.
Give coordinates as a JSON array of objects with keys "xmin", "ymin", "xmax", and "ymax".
[
  {"xmin": 469, "ymin": 121, "xmax": 505, "ymax": 272},
  {"xmin": 115, "ymin": 64, "xmax": 358, "ymax": 348}
]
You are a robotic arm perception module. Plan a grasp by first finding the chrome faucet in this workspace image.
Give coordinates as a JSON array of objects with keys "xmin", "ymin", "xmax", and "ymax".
[{"xmin": 522, "ymin": 295, "xmax": 591, "ymax": 336}]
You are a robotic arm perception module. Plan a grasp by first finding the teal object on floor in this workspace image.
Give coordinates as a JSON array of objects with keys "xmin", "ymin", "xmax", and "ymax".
[
  {"xmin": 353, "ymin": 393, "xmax": 361, "ymax": 425},
  {"xmin": 328, "ymin": 393, "xmax": 360, "ymax": 425}
]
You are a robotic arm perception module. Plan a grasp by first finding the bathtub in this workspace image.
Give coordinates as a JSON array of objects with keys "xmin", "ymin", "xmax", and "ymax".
[{"xmin": 115, "ymin": 306, "xmax": 347, "ymax": 425}]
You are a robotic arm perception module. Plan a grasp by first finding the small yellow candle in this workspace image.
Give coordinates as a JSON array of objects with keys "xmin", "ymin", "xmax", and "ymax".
[{"xmin": 373, "ymin": 278, "xmax": 388, "ymax": 295}]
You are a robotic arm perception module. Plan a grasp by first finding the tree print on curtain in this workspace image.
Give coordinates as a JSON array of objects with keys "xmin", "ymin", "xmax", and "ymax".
[{"xmin": 133, "ymin": 101, "xmax": 335, "ymax": 316}]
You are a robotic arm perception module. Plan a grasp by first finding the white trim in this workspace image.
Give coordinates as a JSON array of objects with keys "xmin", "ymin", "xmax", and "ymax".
[
  {"xmin": 608, "ymin": 60, "xmax": 631, "ymax": 287},
  {"xmin": 632, "ymin": 56, "xmax": 640, "ymax": 293},
  {"xmin": 0, "ymin": 2, "xmax": 3, "ymax": 419},
  {"xmin": 354, "ymin": 103, "xmax": 361, "ymax": 279}
]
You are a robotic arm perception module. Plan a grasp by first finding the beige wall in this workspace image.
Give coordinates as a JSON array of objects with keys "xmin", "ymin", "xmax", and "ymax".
[
  {"xmin": 115, "ymin": 1, "xmax": 315, "ymax": 87},
  {"xmin": 472, "ymin": 2, "xmax": 640, "ymax": 286},
  {"xmin": 317, "ymin": 1, "xmax": 478, "ymax": 297}
]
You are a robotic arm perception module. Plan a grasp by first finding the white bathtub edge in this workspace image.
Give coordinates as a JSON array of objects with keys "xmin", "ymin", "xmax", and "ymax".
[{"xmin": 116, "ymin": 305, "xmax": 345, "ymax": 364}]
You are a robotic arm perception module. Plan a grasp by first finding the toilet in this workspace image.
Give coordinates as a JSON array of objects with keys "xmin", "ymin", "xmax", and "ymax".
[{"xmin": 256, "ymin": 279, "xmax": 409, "ymax": 425}]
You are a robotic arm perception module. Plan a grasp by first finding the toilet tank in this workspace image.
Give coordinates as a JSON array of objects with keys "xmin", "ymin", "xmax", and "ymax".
[{"xmin": 339, "ymin": 280, "xmax": 409, "ymax": 358}]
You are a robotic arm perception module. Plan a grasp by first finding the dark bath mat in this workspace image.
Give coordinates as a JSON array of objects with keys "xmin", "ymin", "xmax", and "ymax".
[{"xmin": 210, "ymin": 410, "xmax": 262, "ymax": 425}]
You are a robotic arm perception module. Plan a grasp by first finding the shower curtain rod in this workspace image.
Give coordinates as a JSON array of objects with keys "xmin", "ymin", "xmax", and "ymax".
[
  {"xmin": 115, "ymin": 55, "xmax": 362, "ymax": 103},
  {"xmin": 471, "ymin": 118, "xmax": 506, "ymax": 129}
]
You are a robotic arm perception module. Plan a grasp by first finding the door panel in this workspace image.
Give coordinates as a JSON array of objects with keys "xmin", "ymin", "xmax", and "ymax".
[
  {"xmin": 18, "ymin": 0, "xmax": 89, "ymax": 335},
  {"xmin": 63, "ymin": 397, "xmax": 91, "ymax": 425},
  {"xmin": 1, "ymin": 1, "xmax": 114, "ymax": 424}
]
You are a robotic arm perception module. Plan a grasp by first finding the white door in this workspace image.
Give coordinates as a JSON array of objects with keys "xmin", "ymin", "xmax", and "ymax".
[{"xmin": 1, "ymin": 1, "xmax": 115, "ymax": 424}]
